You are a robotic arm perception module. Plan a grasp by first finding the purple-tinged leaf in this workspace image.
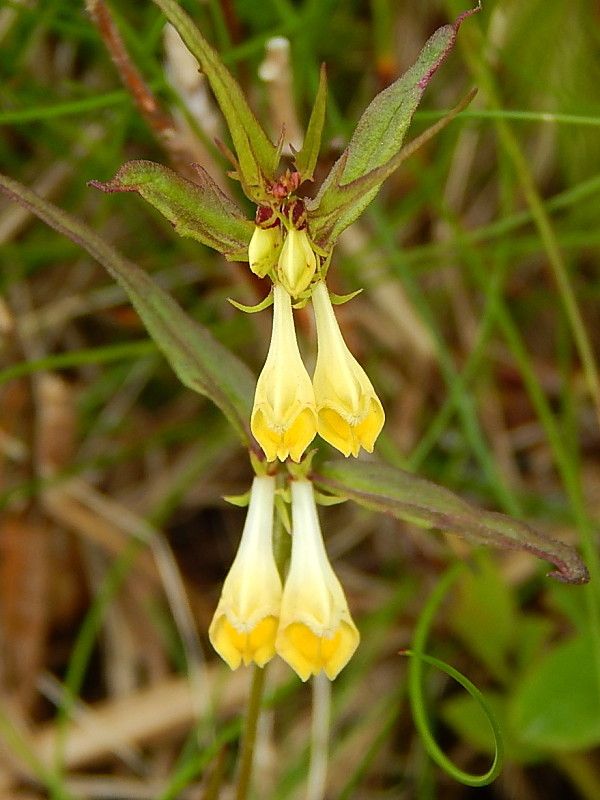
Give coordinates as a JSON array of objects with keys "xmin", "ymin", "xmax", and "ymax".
[
  {"xmin": 308, "ymin": 91, "xmax": 475, "ymax": 249},
  {"xmin": 315, "ymin": 459, "xmax": 589, "ymax": 585},
  {"xmin": 90, "ymin": 160, "xmax": 253, "ymax": 260},
  {"xmin": 308, "ymin": 7, "xmax": 479, "ymax": 249}
]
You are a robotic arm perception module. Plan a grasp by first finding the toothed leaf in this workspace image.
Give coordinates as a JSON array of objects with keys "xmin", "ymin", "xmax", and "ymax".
[{"xmin": 90, "ymin": 160, "xmax": 253, "ymax": 260}]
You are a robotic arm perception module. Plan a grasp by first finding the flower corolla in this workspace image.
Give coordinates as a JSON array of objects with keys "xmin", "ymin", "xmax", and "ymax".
[
  {"xmin": 311, "ymin": 281, "xmax": 385, "ymax": 457},
  {"xmin": 209, "ymin": 475, "xmax": 281, "ymax": 669},
  {"xmin": 251, "ymin": 283, "xmax": 317, "ymax": 461},
  {"xmin": 276, "ymin": 479, "xmax": 359, "ymax": 680}
]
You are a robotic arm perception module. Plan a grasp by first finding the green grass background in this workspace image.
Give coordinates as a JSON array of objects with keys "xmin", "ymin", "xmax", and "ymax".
[{"xmin": 1, "ymin": 0, "xmax": 600, "ymax": 797}]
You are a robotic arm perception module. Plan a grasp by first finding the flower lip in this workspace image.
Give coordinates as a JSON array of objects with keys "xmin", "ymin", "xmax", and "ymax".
[
  {"xmin": 311, "ymin": 281, "xmax": 384, "ymax": 457},
  {"xmin": 251, "ymin": 283, "xmax": 317, "ymax": 461},
  {"xmin": 209, "ymin": 475, "xmax": 282, "ymax": 669},
  {"xmin": 275, "ymin": 479, "xmax": 359, "ymax": 680}
]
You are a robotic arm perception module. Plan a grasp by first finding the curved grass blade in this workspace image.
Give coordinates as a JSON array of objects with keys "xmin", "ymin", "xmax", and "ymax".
[{"xmin": 402, "ymin": 562, "xmax": 504, "ymax": 787}]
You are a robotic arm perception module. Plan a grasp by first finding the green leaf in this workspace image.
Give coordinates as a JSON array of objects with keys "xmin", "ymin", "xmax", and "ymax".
[
  {"xmin": 314, "ymin": 459, "xmax": 589, "ymax": 585},
  {"xmin": 151, "ymin": 0, "xmax": 278, "ymax": 202},
  {"xmin": 90, "ymin": 161, "xmax": 253, "ymax": 260},
  {"xmin": 0, "ymin": 171, "xmax": 255, "ymax": 445},
  {"xmin": 293, "ymin": 64, "xmax": 328, "ymax": 183},
  {"xmin": 307, "ymin": 91, "xmax": 475, "ymax": 248},
  {"xmin": 510, "ymin": 632, "xmax": 600, "ymax": 750},
  {"xmin": 307, "ymin": 7, "xmax": 478, "ymax": 248},
  {"xmin": 449, "ymin": 551, "xmax": 516, "ymax": 682}
]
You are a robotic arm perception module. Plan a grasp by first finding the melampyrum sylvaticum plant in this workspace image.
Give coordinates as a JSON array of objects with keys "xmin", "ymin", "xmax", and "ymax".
[{"xmin": 0, "ymin": 0, "xmax": 590, "ymax": 789}]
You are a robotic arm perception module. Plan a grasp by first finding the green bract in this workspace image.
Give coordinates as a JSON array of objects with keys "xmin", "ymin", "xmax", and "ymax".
[
  {"xmin": 90, "ymin": 160, "xmax": 253, "ymax": 260},
  {"xmin": 92, "ymin": 1, "xmax": 479, "ymax": 264}
]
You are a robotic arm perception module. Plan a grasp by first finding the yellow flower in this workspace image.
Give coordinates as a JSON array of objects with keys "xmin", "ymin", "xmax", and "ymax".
[
  {"xmin": 278, "ymin": 227, "xmax": 318, "ymax": 297},
  {"xmin": 276, "ymin": 479, "xmax": 359, "ymax": 680},
  {"xmin": 311, "ymin": 281, "xmax": 385, "ymax": 457},
  {"xmin": 251, "ymin": 283, "xmax": 317, "ymax": 462},
  {"xmin": 209, "ymin": 475, "xmax": 281, "ymax": 669},
  {"xmin": 248, "ymin": 223, "xmax": 282, "ymax": 278}
]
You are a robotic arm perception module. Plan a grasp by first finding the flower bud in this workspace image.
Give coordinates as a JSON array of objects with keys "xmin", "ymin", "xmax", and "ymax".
[
  {"xmin": 278, "ymin": 227, "xmax": 317, "ymax": 297},
  {"xmin": 248, "ymin": 222, "xmax": 282, "ymax": 277}
]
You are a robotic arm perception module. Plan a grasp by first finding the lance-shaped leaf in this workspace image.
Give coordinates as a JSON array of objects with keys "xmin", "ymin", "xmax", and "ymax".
[
  {"xmin": 307, "ymin": 91, "xmax": 475, "ymax": 249},
  {"xmin": 89, "ymin": 160, "xmax": 253, "ymax": 261},
  {"xmin": 307, "ymin": 7, "xmax": 478, "ymax": 248},
  {"xmin": 151, "ymin": 0, "xmax": 278, "ymax": 203},
  {"xmin": 0, "ymin": 172, "xmax": 256, "ymax": 445},
  {"xmin": 314, "ymin": 460, "xmax": 589, "ymax": 586},
  {"xmin": 293, "ymin": 64, "xmax": 328, "ymax": 184}
]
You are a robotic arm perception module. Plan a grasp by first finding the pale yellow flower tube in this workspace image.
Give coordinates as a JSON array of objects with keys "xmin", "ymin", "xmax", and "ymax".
[
  {"xmin": 276, "ymin": 479, "xmax": 359, "ymax": 680},
  {"xmin": 311, "ymin": 281, "xmax": 385, "ymax": 457},
  {"xmin": 251, "ymin": 283, "xmax": 317, "ymax": 462},
  {"xmin": 209, "ymin": 475, "xmax": 281, "ymax": 669}
]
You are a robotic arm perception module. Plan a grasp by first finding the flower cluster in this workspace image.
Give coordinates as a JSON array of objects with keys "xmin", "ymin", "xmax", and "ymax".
[
  {"xmin": 249, "ymin": 208, "xmax": 385, "ymax": 464},
  {"xmin": 211, "ymin": 192, "xmax": 382, "ymax": 680},
  {"xmin": 82, "ymin": 5, "xmax": 528, "ymax": 690},
  {"xmin": 209, "ymin": 475, "xmax": 359, "ymax": 681}
]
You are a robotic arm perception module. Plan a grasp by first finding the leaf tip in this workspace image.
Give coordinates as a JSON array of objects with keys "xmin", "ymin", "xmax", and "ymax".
[{"xmin": 546, "ymin": 560, "xmax": 590, "ymax": 586}]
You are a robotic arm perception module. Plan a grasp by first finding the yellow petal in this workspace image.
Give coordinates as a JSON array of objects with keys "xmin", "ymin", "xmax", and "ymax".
[
  {"xmin": 275, "ymin": 480, "xmax": 359, "ymax": 681},
  {"xmin": 209, "ymin": 476, "xmax": 282, "ymax": 669},
  {"xmin": 251, "ymin": 284, "xmax": 317, "ymax": 461},
  {"xmin": 210, "ymin": 615, "xmax": 279, "ymax": 669},
  {"xmin": 311, "ymin": 281, "xmax": 384, "ymax": 457}
]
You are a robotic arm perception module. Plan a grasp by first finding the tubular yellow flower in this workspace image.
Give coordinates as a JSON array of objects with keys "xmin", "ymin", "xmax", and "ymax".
[
  {"xmin": 209, "ymin": 475, "xmax": 281, "ymax": 669},
  {"xmin": 248, "ymin": 223, "xmax": 282, "ymax": 277},
  {"xmin": 251, "ymin": 283, "xmax": 317, "ymax": 462},
  {"xmin": 276, "ymin": 479, "xmax": 359, "ymax": 680},
  {"xmin": 278, "ymin": 227, "xmax": 318, "ymax": 297},
  {"xmin": 311, "ymin": 281, "xmax": 385, "ymax": 457}
]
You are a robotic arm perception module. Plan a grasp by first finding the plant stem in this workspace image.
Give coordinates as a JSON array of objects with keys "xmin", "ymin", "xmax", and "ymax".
[
  {"xmin": 235, "ymin": 665, "xmax": 268, "ymax": 800},
  {"xmin": 306, "ymin": 673, "xmax": 331, "ymax": 800}
]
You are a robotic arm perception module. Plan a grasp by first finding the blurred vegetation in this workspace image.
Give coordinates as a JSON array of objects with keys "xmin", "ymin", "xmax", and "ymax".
[{"xmin": 1, "ymin": 0, "xmax": 600, "ymax": 798}]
